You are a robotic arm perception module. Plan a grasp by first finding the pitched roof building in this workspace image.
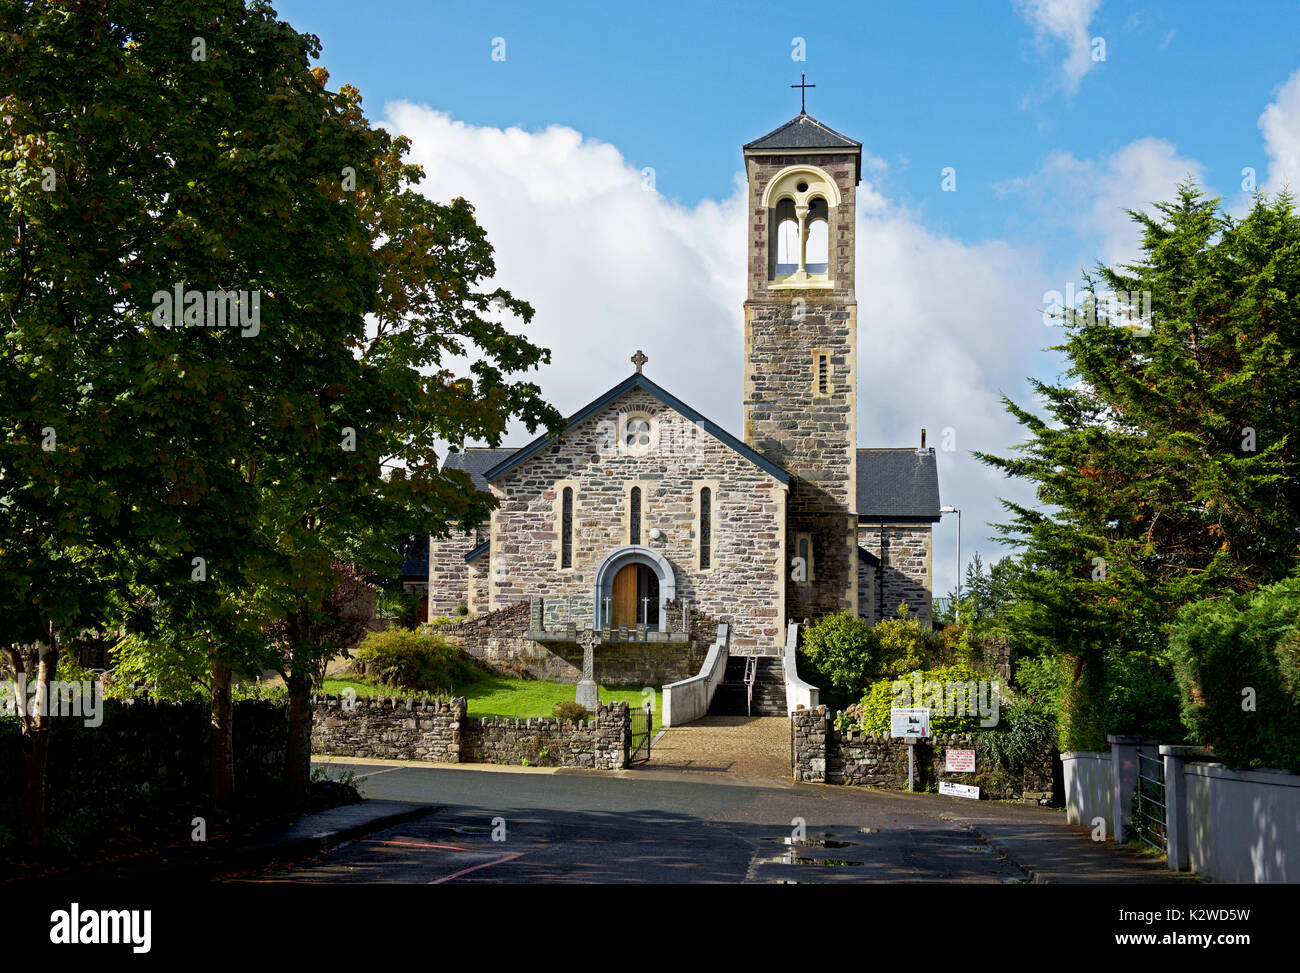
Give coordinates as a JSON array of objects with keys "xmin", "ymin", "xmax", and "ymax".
[{"xmin": 425, "ymin": 108, "xmax": 940, "ymax": 691}]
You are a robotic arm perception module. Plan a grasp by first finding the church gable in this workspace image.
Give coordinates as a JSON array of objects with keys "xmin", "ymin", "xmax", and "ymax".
[
  {"xmin": 483, "ymin": 376, "xmax": 789, "ymax": 650},
  {"xmin": 483, "ymin": 371, "xmax": 790, "ymax": 487}
]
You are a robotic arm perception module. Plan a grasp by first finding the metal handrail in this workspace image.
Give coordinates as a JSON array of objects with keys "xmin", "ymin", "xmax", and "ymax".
[{"xmin": 744, "ymin": 655, "xmax": 758, "ymax": 716}]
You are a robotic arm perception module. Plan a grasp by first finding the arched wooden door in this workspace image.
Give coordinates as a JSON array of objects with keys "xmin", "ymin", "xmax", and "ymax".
[{"xmin": 611, "ymin": 563, "xmax": 639, "ymax": 627}]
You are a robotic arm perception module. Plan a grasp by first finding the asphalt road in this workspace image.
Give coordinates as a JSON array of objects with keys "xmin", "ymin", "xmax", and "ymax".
[{"xmin": 238, "ymin": 762, "xmax": 1041, "ymax": 884}]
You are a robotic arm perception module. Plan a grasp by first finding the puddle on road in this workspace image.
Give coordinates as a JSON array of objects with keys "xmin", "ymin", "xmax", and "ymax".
[
  {"xmin": 783, "ymin": 855, "xmax": 867, "ymax": 866},
  {"xmin": 764, "ymin": 834, "xmax": 859, "ymax": 849}
]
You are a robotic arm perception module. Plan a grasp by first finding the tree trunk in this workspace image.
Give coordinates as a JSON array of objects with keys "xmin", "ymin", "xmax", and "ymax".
[
  {"xmin": 210, "ymin": 655, "xmax": 235, "ymax": 807},
  {"xmin": 284, "ymin": 610, "xmax": 313, "ymax": 806},
  {"xmin": 7, "ymin": 634, "xmax": 58, "ymax": 852},
  {"xmin": 285, "ymin": 668, "xmax": 312, "ymax": 806}
]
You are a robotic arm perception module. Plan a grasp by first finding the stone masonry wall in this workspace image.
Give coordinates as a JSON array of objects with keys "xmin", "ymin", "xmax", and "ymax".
[
  {"xmin": 857, "ymin": 523, "xmax": 932, "ymax": 626},
  {"xmin": 857, "ymin": 552, "xmax": 876, "ymax": 623},
  {"xmin": 428, "ymin": 520, "xmax": 488, "ymax": 620},
  {"xmin": 743, "ymin": 149, "xmax": 860, "ymax": 624},
  {"xmin": 437, "ymin": 600, "xmax": 707, "ymax": 685},
  {"xmin": 0, "ymin": 699, "xmax": 289, "ymax": 825},
  {"xmin": 463, "ymin": 702, "xmax": 628, "ymax": 769},
  {"xmin": 311, "ymin": 694, "xmax": 628, "ymax": 770},
  {"xmin": 791, "ymin": 706, "xmax": 1056, "ymax": 802},
  {"xmin": 747, "ymin": 300, "xmax": 859, "ymax": 624},
  {"xmin": 488, "ymin": 386, "xmax": 786, "ymax": 652}
]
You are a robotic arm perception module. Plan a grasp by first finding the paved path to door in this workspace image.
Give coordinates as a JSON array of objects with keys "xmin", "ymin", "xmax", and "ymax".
[{"xmin": 647, "ymin": 715, "xmax": 791, "ymax": 782}]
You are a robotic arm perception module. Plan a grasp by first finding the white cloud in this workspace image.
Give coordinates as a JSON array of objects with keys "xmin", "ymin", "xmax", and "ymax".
[
  {"xmin": 1259, "ymin": 67, "xmax": 1300, "ymax": 195},
  {"xmin": 1014, "ymin": 0, "xmax": 1104, "ymax": 97},
  {"xmin": 384, "ymin": 103, "xmax": 1049, "ymax": 597},
  {"xmin": 998, "ymin": 137, "xmax": 1207, "ymax": 267}
]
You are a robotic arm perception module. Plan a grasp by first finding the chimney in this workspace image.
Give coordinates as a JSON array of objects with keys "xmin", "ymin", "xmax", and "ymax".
[{"xmin": 920, "ymin": 428, "xmax": 927, "ymax": 450}]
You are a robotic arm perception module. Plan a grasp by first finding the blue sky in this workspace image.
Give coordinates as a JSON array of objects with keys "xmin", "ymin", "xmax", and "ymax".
[
  {"xmin": 276, "ymin": 1, "xmax": 1300, "ymax": 238},
  {"xmin": 269, "ymin": 0, "xmax": 1300, "ymax": 597}
]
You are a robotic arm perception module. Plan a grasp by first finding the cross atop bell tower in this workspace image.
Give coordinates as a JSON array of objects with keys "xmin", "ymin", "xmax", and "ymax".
[
  {"xmin": 741, "ymin": 105, "xmax": 863, "ymax": 620},
  {"xmin": 791, "ymin": 73, "xmax": 815, "ymax": 114}
]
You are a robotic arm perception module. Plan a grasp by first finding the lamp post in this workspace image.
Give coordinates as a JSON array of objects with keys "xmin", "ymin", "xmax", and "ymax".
[{"xmin": 939, "ymin": 505, "xmax": 961, "ymax": 618}]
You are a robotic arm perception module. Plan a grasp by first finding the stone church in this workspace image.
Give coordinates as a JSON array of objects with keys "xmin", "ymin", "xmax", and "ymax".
[{"xmin": 424, "ymin": 107, "xmax": 940, "ymax": 686}]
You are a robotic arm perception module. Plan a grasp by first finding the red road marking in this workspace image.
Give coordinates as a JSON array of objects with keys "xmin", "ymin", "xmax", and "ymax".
[
  {"xmin": 362, "ymin": 839, "xmax": 467, "ymax": 851},
  {"xmin": 430, "ymin": 853, "xmax": 523, "ymax": 884}
]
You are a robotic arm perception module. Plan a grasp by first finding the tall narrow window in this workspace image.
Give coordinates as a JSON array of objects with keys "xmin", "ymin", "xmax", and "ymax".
[
  {"xmin": 796, "ymin": 534, "xmax": 815, "ymax": 584},
  {"xmin": 699, "ymin": 487, "xmax": 712, "ymax": 569},
  {"xmin": 774, "ymin": 198, "xmax": 799, "ymax": 275},
  {"xmin": 561, "ymin": 487, "xmax": 573, "ymax": 568},
  {"xmin": 630, "ymin": 487, "xmax": 642, "ymax": 545},
  {"xmin": 805, "ymin": 197, "xmax": 829, "ymax": 274},
  {"xmin": 816, "ymin": 353, "xmax": 830, "ymax": 396}
]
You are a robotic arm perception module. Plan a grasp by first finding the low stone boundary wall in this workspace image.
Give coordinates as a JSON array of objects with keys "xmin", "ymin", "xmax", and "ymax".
[
  {"xmin": 0, "ymin": 698, "xmax": 288, "ymax": 826},
  {"xmin": 792, "ymin": 705, "xmax": 1055, "ymax": 802},
  {"xmin": 312, "ymin": 694, "xmax": 629, "ymax": 770}
]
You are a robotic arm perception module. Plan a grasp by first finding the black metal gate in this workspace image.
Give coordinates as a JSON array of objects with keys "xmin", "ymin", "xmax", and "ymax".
[
  {"xmin": 1135, "ymin": 751, "xmax": 1168, "ymax": 852},
  {"xmin": 626, "ymin": 703, "xmax": 652, "ymax": 766}
]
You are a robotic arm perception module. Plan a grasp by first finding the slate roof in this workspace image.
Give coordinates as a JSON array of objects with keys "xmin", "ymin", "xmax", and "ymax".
[
  {"xmin": 483, "ymin": 373, "xmax": 792, "ymax": 485},
  {"xmin": 744, "ymin": 113, "xmax": 862, "ymax": 182},
  {"xmin": 442, "ymin": 447, "xmax": 516, "ymax": 492},
  {"xmin": 856, "ymin": 448, "xmax": 941, "ymax": 522}
]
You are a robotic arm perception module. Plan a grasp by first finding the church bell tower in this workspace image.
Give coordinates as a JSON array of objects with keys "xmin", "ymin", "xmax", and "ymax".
[{"xmin": 742, "ymin": 95, "xmax": 861, "ymax": 621}]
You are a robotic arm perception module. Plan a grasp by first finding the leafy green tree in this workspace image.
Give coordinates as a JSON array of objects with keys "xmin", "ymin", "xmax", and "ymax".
[
  {"xmin": 247, "ymin": 78, "xmax": 564, "ymax": 801},
  {"xmin": 1, "ymin": 0, "xmax": 372, "ymax": 839},
  {"xmin": 978, "ymin": 185, "xmax": 1300, "ymax": 748},
  {"xmin": 4, "ymin": 0, "xmax": 565, "ymax": 841}
]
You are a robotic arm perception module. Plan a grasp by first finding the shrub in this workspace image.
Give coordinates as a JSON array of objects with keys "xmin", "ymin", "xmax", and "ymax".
[
  {"xmin": 871, "ymin": 606, "xmax": 938, "ymax": 680},
  {"xmin": 856, "ymin": 663, "xmax": 989, "ymax": 736},
  {"xmin": 798, "ymin": 611, "xmax": 876, "ymax": 709},
  {"xmin": 553, "ymin": 700, "xmax": 590, "ymax": 722},
  {"xmin": 1168, "ymin": 577, "xmax": 1300, "ymax": 771},
  {"xmin": 799, "ymin": 606, "xmax": 940, "ymax": 710},
  {"xmin": 355, "ymin": 629, "xmax": 486, "ymax": 694},
  {"xmin": 975, "ymin": 689, "xmax": 1057, "ymax": 774},
  {"xmin": 1103, "ymin": 647, "xmax": 1183, "ymax": 742},
  {"xmin": 1013, "ymin": 655, "xmax": 1062, "ymax": 717}
]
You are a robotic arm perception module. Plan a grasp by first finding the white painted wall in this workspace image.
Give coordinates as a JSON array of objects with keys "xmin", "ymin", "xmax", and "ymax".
[
  {"xmin": 1062, "ymin": 751, "xmax": 1114, "ymax": 833},
  {"xmin": 1183, "ymin": 763, "xmax": 1300, "ymax": 883},
  {"xmin": 661, "ymin": 624, "xmax": 729, "ymax": 727},
  {"xmin": 782, "ymin": 622, "xmax": 818, "ymax": 715}
]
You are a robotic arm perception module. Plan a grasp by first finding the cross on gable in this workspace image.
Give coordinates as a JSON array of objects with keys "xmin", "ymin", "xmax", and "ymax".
[
  {"xmin": 631, "ymin": 349, "xmax": 648, "ymax": 374},
  {"xmin": 791, "ymin": 73, "xmax": 815, "ymax": 114}
]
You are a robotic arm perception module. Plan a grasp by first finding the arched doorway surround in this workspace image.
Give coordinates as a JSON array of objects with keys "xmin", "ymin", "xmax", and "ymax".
[{"xmin": 593, "ymin": 545, "xmax": 676, "ymax": 630}]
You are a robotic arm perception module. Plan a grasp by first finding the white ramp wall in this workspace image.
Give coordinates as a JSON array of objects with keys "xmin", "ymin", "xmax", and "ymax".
[
  {"xmin": 661, "ymin": 624, "xmax": 729, "ymax": 728},
  {"xmin": 782, "ymin": 622, "xmax": 818, "ymax": 715}
]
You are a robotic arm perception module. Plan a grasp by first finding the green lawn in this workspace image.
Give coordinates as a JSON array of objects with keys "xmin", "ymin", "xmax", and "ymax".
[{"xmin": 321, "ymin": 675, "xmax": 661, "ymax": 733}]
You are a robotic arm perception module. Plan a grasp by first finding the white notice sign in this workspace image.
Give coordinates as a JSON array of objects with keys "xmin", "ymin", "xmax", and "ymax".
[
  {"xmin": 939, "ymin": 781, "xmax": 980, "ymax": 800},
  {"xmin": 890, "ymin": 707, "xmax": 930, "ymax": 738},
  {"xmin": 945, "ymin": 749, "xmax": 976, "ymax": 772}
]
